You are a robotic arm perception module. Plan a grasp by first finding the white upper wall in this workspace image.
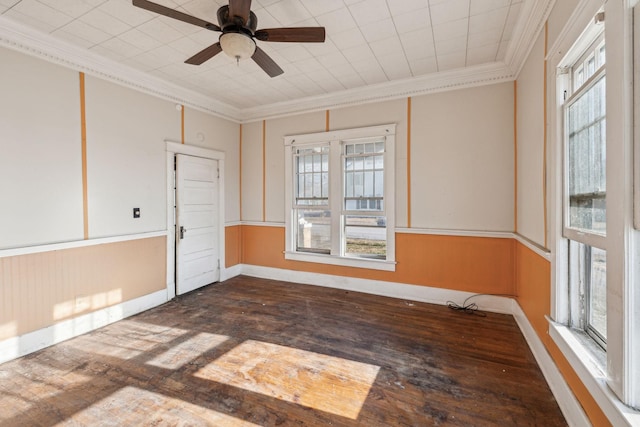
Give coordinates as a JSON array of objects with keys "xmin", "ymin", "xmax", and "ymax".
[
  {"xmin": 0, "ymin": 47, "xmax": 84, "ymax": 249},
  {"xmin": 85, "ymin": 75, "xmax": 180, "ymax": 238},
  {"xmin": 411, "ymin": 83, "xmax": 514, "ymax": 231},
  {"xmin": 241, "ymin": 120, "xmax": 264, "ymax": 223},
  {"xmin": 516, "ymin": 31, "xmax": 546, "ymax": 246},
  {"xmin": 0, "ymin": 46, "xmax": 240, "ymax": 249}
]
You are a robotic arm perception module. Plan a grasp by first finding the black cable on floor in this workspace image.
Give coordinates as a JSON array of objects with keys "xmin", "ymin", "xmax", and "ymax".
[{"xmin": 446, "ymin": 293, "xmax": 518, "ymax": 316}]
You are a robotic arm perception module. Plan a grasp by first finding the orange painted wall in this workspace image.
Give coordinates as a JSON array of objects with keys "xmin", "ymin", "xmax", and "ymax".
[
  {"xmin": 515, "ymin": 241, "xmax": 610, "ymax": 426},
  {"xmin": 240, "ymin": 225, "xmax": 515, "ymax": 295},
  {"xmin": 225, "ymin": 225, "xmax": 242, "ymax": 267},
  {"xmin": 515, "ymin": 242, "xmax": 551, "ymax": 338}
]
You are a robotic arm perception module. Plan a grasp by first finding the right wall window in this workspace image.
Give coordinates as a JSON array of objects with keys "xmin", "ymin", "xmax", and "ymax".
[{"xmin": 564, "ymin": 34, "xmax": 607, "ymax": 349}]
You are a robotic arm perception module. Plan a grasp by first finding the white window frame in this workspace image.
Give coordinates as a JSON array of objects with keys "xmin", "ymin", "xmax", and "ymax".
[
  {"xmin": 562, "ymin": 36, "xmax": 608, "ymax": 349},
  {"xmin": 284, "ymin": 124, "xmax": 396, "ymax": 272},
  {"xmin": 549, "ymin": 1, "xmax": 640, "ymax": 423}
]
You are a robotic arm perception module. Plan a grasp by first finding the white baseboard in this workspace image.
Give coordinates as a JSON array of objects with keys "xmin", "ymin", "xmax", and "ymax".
[
  {"xmin": 0, "ymin": 289, "xmax": 168, "ymax": 365},
  {"xmin": 221, "ymin": 264, "xmax": 243, "ymax": 282},
  {"xmin": 240, "ymin": 264, "xmax": 515, "ymax": 314},
  {"xmin": 511, "ymin": 302, "xmax": 590, "ymax": 426}
]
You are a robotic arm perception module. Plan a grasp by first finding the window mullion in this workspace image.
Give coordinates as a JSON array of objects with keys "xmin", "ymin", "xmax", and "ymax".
[{"xmin": 329, "ymin": 139, "xmax": 342, "ymax": 257}]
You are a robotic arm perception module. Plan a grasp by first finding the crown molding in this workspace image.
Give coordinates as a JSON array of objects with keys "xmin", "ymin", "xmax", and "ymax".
[
  {"xmin": 505, "ymin": 0, "xmax": 557, "ymax": 77},
  {"xmin": 0, "ymin": 0, "xmax": 554, "ymax": 124},
  {"xmin": 0, "ymin": 15, "xmax": 242, "ymax": 122},
  {"xmin": 239, "ymin": 61, "xmax": 514, "ymax": 122}
]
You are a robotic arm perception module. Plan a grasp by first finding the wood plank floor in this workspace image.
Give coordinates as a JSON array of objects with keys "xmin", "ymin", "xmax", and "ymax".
[{"xmin": 0, "ymin": 276, "xmax": 567, "ymax": 426}]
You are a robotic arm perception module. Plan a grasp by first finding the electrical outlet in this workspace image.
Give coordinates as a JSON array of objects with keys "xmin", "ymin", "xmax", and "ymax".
[{"xmin": 133, "ymin": 208, "xmax": 140, "ymax": 218}]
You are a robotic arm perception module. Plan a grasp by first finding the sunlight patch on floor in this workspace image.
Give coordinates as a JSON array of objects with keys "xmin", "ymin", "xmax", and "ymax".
[
  {"xmin": 63, "ymin": 321, "xmax": 190, "ymax": 360},
  {"xmin": 67, "ymin": 386, "xmax": 261, "ymax": 426},
  {"xmin": 147, "ymin": 332, "xmax": 229, "ymax": 370},
  {"xmin": 195, "ymin": 340, "xmax": 380, "ymax": 419}
]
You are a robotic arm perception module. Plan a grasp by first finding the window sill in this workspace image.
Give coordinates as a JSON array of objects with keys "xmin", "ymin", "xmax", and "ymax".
[
  {"xmin": 547, "ymin": 318, "xmax": 640, "ymax": 426},
  {"xmin": 284, "ymin": 251, "xmax": 396, "ymax": 271}
]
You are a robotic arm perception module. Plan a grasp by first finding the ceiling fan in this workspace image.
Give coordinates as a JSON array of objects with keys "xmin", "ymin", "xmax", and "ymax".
[{"xmin": 132, "ymin": 0, "xmax": 326, "ymax": 77}]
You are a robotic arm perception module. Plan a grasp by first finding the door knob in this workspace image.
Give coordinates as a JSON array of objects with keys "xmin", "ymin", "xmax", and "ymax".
[{"xmin": 179, "ymin": 226, "xmax": 186, "ymax": 239}]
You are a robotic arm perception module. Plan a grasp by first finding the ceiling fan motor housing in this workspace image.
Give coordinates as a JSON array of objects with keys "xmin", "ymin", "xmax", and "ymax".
[
  {"xmin": 217, "ymin": 5, "xmax": 258, "ymax": 34},
  {"xmin": 217, "ymin": 5, "xmax": 258, "ymax": 60}
]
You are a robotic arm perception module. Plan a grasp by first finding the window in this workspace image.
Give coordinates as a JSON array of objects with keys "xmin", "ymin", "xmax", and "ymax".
[
  {"xmin": 343, "ymin": 140, "xmax": 386, "ymax": 259},
  {"xmin": 564, "ymin": 33, "xmax": 607, "ymax": 349},
  {"xmin": 284, "ymin": 124, "xmax": 395, "ymax": 271},
  {"xmin": 551, "ymin": 4, "xmax": 640, "ymax": 418},
  {"xmin": 294, "ymin": 146, "xmax": 330, "ymax": 254}
]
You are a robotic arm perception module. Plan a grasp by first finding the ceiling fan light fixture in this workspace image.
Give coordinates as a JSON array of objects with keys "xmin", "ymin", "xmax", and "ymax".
[{"xmin": 220, "ymin": 32, "xmax": 256, "ymax": 61}]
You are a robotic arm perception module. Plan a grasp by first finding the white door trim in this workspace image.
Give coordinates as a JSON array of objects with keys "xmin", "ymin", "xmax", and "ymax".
[{"xmin": 165, "ymin": 140, "xmax": 225, "ymax": 300}]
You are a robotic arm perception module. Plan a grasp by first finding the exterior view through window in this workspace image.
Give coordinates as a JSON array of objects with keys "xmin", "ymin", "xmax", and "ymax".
[
  {"xmin": 564, "ymin": 34, "xmax": 607, "ymax": 348},
  {"xmin": 294, "ymin": 146, "xmax": 330, "ymax": 254},
  {"xmin": 343, "ymin": 140, "xmax": 386, "ymax": 259}
]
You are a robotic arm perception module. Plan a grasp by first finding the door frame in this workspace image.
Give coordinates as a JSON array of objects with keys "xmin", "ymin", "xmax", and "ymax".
[{"xmin": 165, "ymin": 140, "xmax": 225, "ymax": 300}]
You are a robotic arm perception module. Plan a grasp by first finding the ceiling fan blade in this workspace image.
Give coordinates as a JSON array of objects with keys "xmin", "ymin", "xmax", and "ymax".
[
  {"xmin": 252, "ymin": 46, "xmax": 283, "ymax": 77},
  {"xmin": 229, "ymin": 0, "xmax": 252, "ymax": 25},
  {"xmin": 254, "ymin": 27, "xmax": 326, "ymax": 43},
  {"xmin": 132, "ymin": 0, "xmax": 220, "ymax": 31},
  {"xmin": 185, "ymin": 42, "xmax": 223, "ymax": 65}
]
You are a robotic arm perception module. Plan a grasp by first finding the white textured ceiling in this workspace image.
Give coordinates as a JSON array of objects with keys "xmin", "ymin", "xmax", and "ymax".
[{"xmin": 0, "ymin": 0, "xmax": 549, "ymax": 120}]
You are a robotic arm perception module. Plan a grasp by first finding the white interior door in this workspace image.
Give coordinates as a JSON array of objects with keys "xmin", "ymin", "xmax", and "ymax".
[{"xmin": 175, "ymin": 154, "xmax": 220, "ymax": 295}]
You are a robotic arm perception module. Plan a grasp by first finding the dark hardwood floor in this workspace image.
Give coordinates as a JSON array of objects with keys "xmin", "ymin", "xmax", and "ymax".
[{"xmin": 0, "ymin": 275, "xmax": 567, "ymax": 426}]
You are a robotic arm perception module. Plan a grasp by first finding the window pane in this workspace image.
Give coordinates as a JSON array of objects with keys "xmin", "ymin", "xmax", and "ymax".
[
  {"xmin": 365, "ymin": 156, "xmax": 374, "ymax": 169},
  {"xmin": 313, "ymin": 173, "xmax": 321, "ymax": 197},
  {"xmin": 375, "ymin": 155, "xmax": 384, "ymax": 169},
  {"xmin": 322, "ymin": 172, "xmax": 328, "ymax": 198},
  {"xmin": 295, "ymin": 147, "xmax": 329, "ymax": 206},
  {"xmin": 296, "ymin": 210, "xmax": 331, "ymax": 254},
  {"xmin": 574, "ymin": 66, "xmax": 584, "ymax": 90},
  {"xmin": 345, "ymin": 172, "xmax": 354, "ymax": 197},
  {"xmin": 354, "ymin": 171, "xmax": 364, "ymax": 197},
  {"xmin": 598, "ymin": 44, "xmax": 605, "ymax": 66},
  {"xmin": 344, "ymin": 198, "xmax": 383, "ymax": 211},
  {"xmin": 344, "ymin": 215, "xmax": 386, "ymax": 259},
  {"xmin": 586, "ymin": 55, "xmax": 595, "ymax": 76},
  {"xmin": 374, "ymin": 171, "xmax": 384, "ymax": 196},
  {"xmin": 344, "ymin": 143, "xmax": 385, "ymax": 211},
  {"xmin": 364, "ymin": 171, "xmax": 374, "ymax": 197},
  {"xmin": 588, "ymin": 246, "xmax": 607, "ymax": 342},
  {"xmin": 304, "ymin": 174, "xmax": 312, "ymax": 198},
  {"xmin": 567, "ymin": 76, "xmax": 606, "ymax": 234},
  {"xmin": 354, "ymin": 157, "xmax": 363, "ymax": 171}
]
